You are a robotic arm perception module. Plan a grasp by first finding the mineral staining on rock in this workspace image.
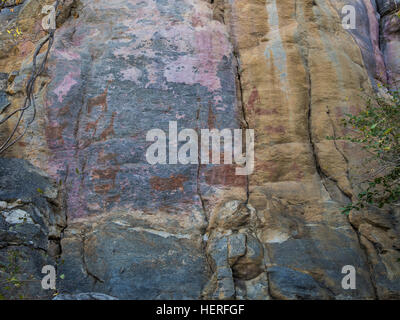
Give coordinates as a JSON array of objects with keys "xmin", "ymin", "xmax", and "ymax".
[
  {"xmin": 39, "ymin": 0, "xmax": 244, "ymax": 224},
  {"xmin": 0, "ymin": 0, "xmax": 399, "ymax": 299},
  {"xmin": 378, "ymin": 0, "xmax": 400, "ymax": 88}
]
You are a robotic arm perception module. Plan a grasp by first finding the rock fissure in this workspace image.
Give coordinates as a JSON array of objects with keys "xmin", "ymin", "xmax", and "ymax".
[
  {"xmin": 80, "ymin": 233, "xmax": 104, "ymax": 285},
  {"xmin": 1, "ymin": 0, "xmax": 399, "ymax": 300},
  {"xmin": 348, "ymin": 219, "xmax": 379, "ymax": 299}
]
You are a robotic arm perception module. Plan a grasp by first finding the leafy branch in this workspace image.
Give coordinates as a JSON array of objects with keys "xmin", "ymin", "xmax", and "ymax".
[{"xmin": 329, "ymin": 87, "xmax": 400, "ymax": 214}]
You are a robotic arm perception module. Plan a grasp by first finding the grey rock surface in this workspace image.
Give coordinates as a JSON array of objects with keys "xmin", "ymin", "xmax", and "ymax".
[
  {"xmin": 57, "ymin": 214, "xmax": 210, "ymax": 299},
  {"xmin": 0, "ymin": 158, "xmax": 66, "ymax": 299},
  {"xmin": 53, "ymin": 292, "xmax": 118, "ymax": 300}
]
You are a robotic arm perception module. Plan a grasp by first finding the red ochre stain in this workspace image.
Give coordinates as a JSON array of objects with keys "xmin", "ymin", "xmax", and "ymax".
[
  {"xmin": 255, "ymin": 161, "xmax": 278, "ymax": 179},
  {"xmin": 94, "ymin": 183, "xmax": 113, "ymax": 195},
  {"xmin": 85, "ymin": 117, "xmax": 100, "ymax": 134},
  {"xmin": 85, "ymin": 112, "xmax": 116, "ymax": 142},
  {"xmin": 263, "ymin": 125, "xmax": 286, "ymax": 135},
  {"xmin": 91, "ymin": 166, "xmax": 119, "ymax": 181},
  {"xmin": 97, "ymin": 150, "xmax": 117, "ymax": 164},
  {"xmin": 150, "ymin": 174, "xmax": 189, "ymax": 191},
  {"xmin": 58, "ymin": 104, "xmax": 71, "ymax": 117},
  {"xmin": 99, "ymin": 112, "xmax": 116, "ymax": 141},
  {"xmin": 106, "ymin": 194, "xmax": 121, "ymax": 203},
  {"xmin": 91, "ymin": 166, "xmax": 120, "ymax": 196},
  {"xmin": 46, "ymin": 122, "xmax": 68, "ymax": 148},
  {"xmin": 246, "ymin": 86, "xmax": 261, "ymax": 113},
  {"xmin": 204, "ymin": 165, "xmax": 246, "ymax": 187},
  {"xmin": 208, "ymin": 102, "xmax": 216, "ymax": 129},
  {"xmin": 289, "ymin": 162, "xmax": 304, "ymax": 181},
  {"xmin": 255, "ymin": 107, "xmax": 278, "ymax": 115},
  {"xmin": 192, "ymin": 15, "xmax": 204, "ymax": 28},
  {"xmin": 17, "ymin": 141, "xmax": 27, "ymax": 147},
  {"xmin": 87, "ymin": 84, "xmax": 109, "ymax": 114}
]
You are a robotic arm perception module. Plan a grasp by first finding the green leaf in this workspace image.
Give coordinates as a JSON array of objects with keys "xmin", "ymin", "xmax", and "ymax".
[{"xmin": 383, "ymin": 128, "xmax": 393, "ymax": 135}]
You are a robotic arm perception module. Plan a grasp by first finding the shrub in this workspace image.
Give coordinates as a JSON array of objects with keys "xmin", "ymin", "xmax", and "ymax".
[{"xmin": 333, "ymin": 87, "xmax": 400, "ymax": 214}]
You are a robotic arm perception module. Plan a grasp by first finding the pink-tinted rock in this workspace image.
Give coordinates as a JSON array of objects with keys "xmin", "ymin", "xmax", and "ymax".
[{"xmin": 0, "ymin": 0, "xmax": 399, "ymax": 300}]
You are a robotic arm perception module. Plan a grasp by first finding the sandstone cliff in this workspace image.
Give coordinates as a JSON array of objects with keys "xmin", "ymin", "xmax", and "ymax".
[{"xmin": 0, "ymin": 0, "xmax": 399, "ymax": 299}]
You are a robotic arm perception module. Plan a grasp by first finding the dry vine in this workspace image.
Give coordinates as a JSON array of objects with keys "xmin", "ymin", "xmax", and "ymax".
[{"xmin": 0, "ymin": 0, "xmax": 60, "ymax": 154}]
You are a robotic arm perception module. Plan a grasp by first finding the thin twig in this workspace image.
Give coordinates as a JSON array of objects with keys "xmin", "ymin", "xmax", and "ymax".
[{"xmin": 0, "ymin": 0, "xmax": 60, "ymax": 154}]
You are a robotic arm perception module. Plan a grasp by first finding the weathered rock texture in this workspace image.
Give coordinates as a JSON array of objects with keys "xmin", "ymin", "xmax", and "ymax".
[
  {"xmin": 0, "ymin": 158, "xmax": 66, "ymax": 299},
  {"xmin": 53, "ymin": 292, "xmax": 117, "ymax": 300},
  {"xmin": 378, "ymin": 0, "xmax": 400, "ymax": 88},
  {"xmin": 0, "ymin": 0, "xmax": 399, "ymax": 299}
]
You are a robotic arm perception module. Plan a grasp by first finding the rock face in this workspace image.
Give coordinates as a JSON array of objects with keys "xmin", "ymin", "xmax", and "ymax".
[
  {"xmin": 378, "ymin": 0, "xmax": 400, "ymax": 88},
  {"xmin": 53, "ymin": 292, "xmax": 117, "ymax": 300},
  {"xmin": 0, "ymin": 0, "xmax": 399, "ymax": 299},
  {"xmin": 0, "ymin": 158, "xmax": 66, "ymax": 299}
]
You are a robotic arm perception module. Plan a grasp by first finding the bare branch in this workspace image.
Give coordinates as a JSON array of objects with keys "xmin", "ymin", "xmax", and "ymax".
[{"xmin": 0, "ymin": 0, "xmax": 60, "ymax": 155}]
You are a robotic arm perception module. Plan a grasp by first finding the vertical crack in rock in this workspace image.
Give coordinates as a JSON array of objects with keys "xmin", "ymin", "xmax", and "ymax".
[
  {"xmin": 3, "ymin": 0, "xmax": 398, "ymax": 300},
  {"xmin": 326, "ymin": 105, "xmax": 351, "ymax": 187},
  {"xmin": 0, "ymin": 158, "xmax": 68, "ymax": 299},
  {"xmin": 305, "ymin": 61, "xmax": 350, "ymax": 201},
  {"xmin": 211, "ymin": 0, "xmax": 269, "ymax": 298},
  {"xmin": 216, "ymin": 0, "xmax": 251, "ymax": 205},
  {"xmin": 233, "ymin": 53, "xmax": 250, "ymax": 205},
  {"xmin": 197, "ymin": 2, "xmax": 254, "ymax": 295},
  {"xmin": 304, "ymin": 52, "xmax": 330, "ymax": 196},
  {"xmin": 297, "ymin": 1, "xmax": 353, "ymax": 202},
  {"xmin": 209, "ymin": 0, "xmax": 225, "ymax": 24},
  {"xmin": 196, "ymin": 129, "xmax": 208, "ymax": 224},
  {"xmin": 348, "ymin": 218, "xmax": 379, "ymax": 299},
  {"xmin": 197, "ymin": 138, "xmax": 214, "ymax": 287},
  {"xmin": 299, "ymin": 3, "xmax": 377, "ymax": 297},
  {"xmin": 56, "ymin": 169, "xmax": 69, "ymax": 261},
  {"xmin": 48, "ymin": 190, "xmax": 68, "ymax": 258},
  {"xmin": 80, "ymin": 232, "xmax": 104, "ymax": 285},
  {"xmin": 195, "ymin": 96, "xmax": 213, "ymax": 291}
]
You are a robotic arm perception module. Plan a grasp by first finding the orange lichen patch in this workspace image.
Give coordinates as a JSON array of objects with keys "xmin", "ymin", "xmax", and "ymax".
[
  {"xmin": 204, "ymin": 165, "xmax": 246, "ymax": 187},
  {"xmin": 150, "ymin": 174, "xmax": 189, "ymax": 191}
]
